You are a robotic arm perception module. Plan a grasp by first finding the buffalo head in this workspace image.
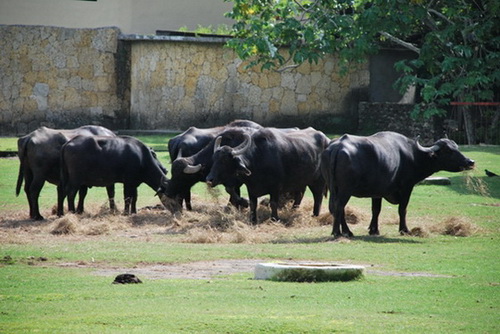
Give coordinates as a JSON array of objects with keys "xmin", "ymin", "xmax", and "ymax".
[
  {"xmin": 206, "ymin": 134, "xmax": 252, "ymax": 187},
  {"xmin": 426, "ymin": 138, "xmax": 475, "ymax": 172},
  {"xmin": 157, "ymin": 176, "xmax": 182, "ymax": 214}
]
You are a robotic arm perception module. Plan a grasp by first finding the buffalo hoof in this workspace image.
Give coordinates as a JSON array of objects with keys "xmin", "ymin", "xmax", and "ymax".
[
  {"xmin": 332, "ymin": 232, "xmax": 353, "ymax": 239},
  {"xmin": 238, "ymin": 198, "xmax": 249, "ymax": 208},
  {"xmin": 343, "ymin": 231, "xmax": 354, "ymax": 238},
  {"xmin": 32, "ymin": 215, "xmax": 44, "ymax": 221},
  {"xmin": 369, "ymin": 230, "xmax": 380, "ymax": 236},
  {"xmin": 399, "ymin": 229, "xmax": 410, "ymax": 235}
]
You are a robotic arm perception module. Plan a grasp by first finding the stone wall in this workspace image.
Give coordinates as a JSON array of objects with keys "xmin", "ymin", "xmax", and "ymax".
[
  {"xmin": 125, "ymin": 35, "xmax": 369, "ymax": 131},
  {"xmin": 0, "ymin": 25, "xmax": 127, "ymax": 135},
  {"xmin": 0, "ymin": 25, "xmax": 370, "ymax": 136},
  {"xmin": 358, "ymin": 102, "xmax": 436, "ymax": 144}
]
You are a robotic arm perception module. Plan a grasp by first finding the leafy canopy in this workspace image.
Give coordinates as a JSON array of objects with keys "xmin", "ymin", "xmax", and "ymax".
[{"xmin": 225, "ymin": 0, "xmax": 500, "ymax": 117}]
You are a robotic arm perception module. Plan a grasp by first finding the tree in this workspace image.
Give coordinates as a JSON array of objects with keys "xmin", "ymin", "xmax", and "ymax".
[{"xmin": 225, "ymin": 0, "xmax": 500, "ymax": 118}]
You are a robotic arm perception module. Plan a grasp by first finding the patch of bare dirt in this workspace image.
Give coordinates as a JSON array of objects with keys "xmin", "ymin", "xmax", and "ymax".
[{"xmin": 53, "ymin": 259, "xmax": 453, "ymax": 280}]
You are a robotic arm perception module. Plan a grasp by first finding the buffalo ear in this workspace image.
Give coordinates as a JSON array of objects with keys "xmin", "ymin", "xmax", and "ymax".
[{"xmin": 236, "ymin": 159, "xmax": 251, "ymax": 177}]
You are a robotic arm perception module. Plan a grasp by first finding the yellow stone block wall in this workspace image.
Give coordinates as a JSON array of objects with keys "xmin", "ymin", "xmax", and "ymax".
[
  {"xmin": 0, "ymin": 25, "xmax": 124, "ymax": 135},
  {"xmin": 0, "ymin": 25, "xmax": 370, "ymax": 135},
  {"xmin": 129, "ymin": 39, "xmax": 369, "ymax": 130}
]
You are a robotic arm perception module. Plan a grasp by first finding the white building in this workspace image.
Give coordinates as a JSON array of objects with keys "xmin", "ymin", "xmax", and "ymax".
[{"xmin": 0, "ymin": 0, "xmax": 233, "ymax": 34}]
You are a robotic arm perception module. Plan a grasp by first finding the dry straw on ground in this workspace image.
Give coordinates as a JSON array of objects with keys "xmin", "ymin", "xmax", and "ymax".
[
  {"xmin": 0, "ymin": 195, "xmax": 482, "ymax": 244},
  {"xmin": 430, "ymin": 216, "xmax": 481, "ymax": 237}
]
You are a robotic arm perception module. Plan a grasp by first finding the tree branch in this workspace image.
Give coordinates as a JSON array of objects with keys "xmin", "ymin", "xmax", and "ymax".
[
  {"xmin": 379, "ymin": 31, "xmax": 421, "ymax": 54},
  {"xmin": 428, "ymin": 8, "xmax": 453, "ymax": 25}
]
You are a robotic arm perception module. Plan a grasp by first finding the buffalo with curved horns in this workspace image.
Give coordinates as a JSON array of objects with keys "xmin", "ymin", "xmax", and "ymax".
[
  {"xmin": 206, "ymin": 127, "xmax": 329, "ymax": 223},
  {"xmin": 165, "ymin": 120, "xmax": 263, "ymax": 210},
  {"xmin": 320, "ymin": 131, "xmax": 475, "ymax": 238}
]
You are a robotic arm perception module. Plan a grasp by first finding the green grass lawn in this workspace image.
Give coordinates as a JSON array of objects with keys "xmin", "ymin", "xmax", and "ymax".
[{"xmin": 0, "ymin": 135, "xmax": 499, "ymax": 333}]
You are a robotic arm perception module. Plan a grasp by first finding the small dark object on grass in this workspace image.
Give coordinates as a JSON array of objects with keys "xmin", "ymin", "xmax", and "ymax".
[
  {"xmin": 1, "ymin": 255, "xmax": 15, "ymax": 265},
  {"xmin": 113, "ymin": 274, "xmax": 143, "ymax": 284},
  {"xmin": 485, "ymin": 169, "xmax": 498, "ymax": 177}
]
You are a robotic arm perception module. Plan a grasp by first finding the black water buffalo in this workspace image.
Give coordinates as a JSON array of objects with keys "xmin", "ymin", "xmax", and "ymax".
[
  {"xmin": 205, "ymin": 127, "xmax": 329, "ymax": 223},
  {"xmin": 320, "ymin": 131, "xmax": 475, "ymax": 237},
  {"xmin": 165, "ymin": 120, "xmax": 263, "ymax": 210},
  {"xmin": 160, "ymin": 126, "xmax": 261, "ymax": 213},
  {"xmin": 16, "ymin": 125, "xmax": 116, "ymax": 220},
  {"xmin": 58, "ymin": 135, "xmax": 167, "ymax": 216},
  {"xmin": 167, "ymin": 120, "xmax": 263, "ymax": 162}
]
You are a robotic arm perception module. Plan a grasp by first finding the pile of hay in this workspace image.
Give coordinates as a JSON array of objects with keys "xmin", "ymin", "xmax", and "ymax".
[
  {"xmin": 49, "ymin": 212, "xmax": 131, "ymax": 236},
  {"xmin": 430, "ymin": 216, "xmax": 481, "ymax": 237}
]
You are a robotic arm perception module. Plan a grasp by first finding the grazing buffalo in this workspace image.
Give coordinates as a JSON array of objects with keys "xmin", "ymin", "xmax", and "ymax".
[
  {"xmin": 167, "ymin": 119, "xmax": 263, "ymax": 162},
  {"xmin": 160, "ymin": 126, "xmax": 260, "ymax": 213},
  {"xmin": 16, "ymin": 125, "xmax": 116, "ymax": 220},
  {"xmin": 320, "ymin": 131, "xmax": 475, "ymax": 237},
  {"xmin": 205, "ymin": 127, "xmax": 329, "ymax": 223},
  {"xmin": 58, "ymin": 135, "xmax": 167, "ymax": 215},
  {"xmin": 164, "ymin": 120, "xmax": 263, "ymax": 210}
]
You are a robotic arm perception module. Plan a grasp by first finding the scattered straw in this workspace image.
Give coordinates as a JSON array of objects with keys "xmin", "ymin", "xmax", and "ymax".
[
  {"xmin": 409, "ymin": 227, "xmax": 429, "ymax": 238},
  {"xmin": 309, "ymin": 206, "xmax": 367, "ymax": 227}
]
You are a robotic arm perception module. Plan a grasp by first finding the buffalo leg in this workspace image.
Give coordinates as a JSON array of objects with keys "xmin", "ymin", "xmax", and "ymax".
[
  {"xmin": 309, "ymin": 182, "xmax": 324, "ymax": 216},
  {"xmin": 398, "ymin": 197, "xmax": 411, "ymax": 235},
  {"xmin": 106, "ymin": 185, "xmax": 116, "ymax": 211},
  {"xmin": 176, "ymin": 196, "xmax": 184, "ymax": 211},
  {"xmin": 76, "ymin": 186, "xmax": 88, "ymax": 214},
  {"xmin": 67, "ymin": 186, "xmax": 78, "ymax": 213},
  {"xmin": 28, "ymin": 177, "xmax": 45, "ymax": 220},
  {"xmin": 368, "ymin": 198, "xmax": 382, "ymax": 235},
  {"xmin": 292, "ymin": 191, "xmax": 304, "ymax": 209},
  {"xmin": 184, "ymin": 191, "xmax": 192, "ymax": 211},
  {"xmin": 331, "ymin": 193, "xmax": 353, "ymax": 238},
  {"xmin": 23, "ymin": 169, "xmax": 37, "ymax": 219},
  {"xmin": 269, "ymin": 192, "xmax": 280, "ymax": 222},
  {"xmin": 123, "ymin": 185, "xmax": 138, "ymax": 214},
  {"xmin": 130, "ymin": 189, "xmax": 138, "ymax": 214},
  {"xmin": 57, "ymin": 184, "xmax": 66, "ymax": 216},
  {"xmin": 226, "ymin": 186, "xmax": 248, "ymax": 210},
  {"xmin": 249, "ymin": 195, "xmax": 258, "ymax": 223}
]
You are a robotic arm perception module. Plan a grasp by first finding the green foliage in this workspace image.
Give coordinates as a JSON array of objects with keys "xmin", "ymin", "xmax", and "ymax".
[{"xmin": 225, "ymin": 0, "xmax": 500, "ymax": 117}]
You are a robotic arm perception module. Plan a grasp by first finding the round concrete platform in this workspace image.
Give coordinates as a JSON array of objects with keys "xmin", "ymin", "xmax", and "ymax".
[{"xmin": 254, "ymin": 262, "xmax": 365, "ymax": 282}]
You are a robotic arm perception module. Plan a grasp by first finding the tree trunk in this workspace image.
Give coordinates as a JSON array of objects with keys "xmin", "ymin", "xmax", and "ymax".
[{"xmin": 462, "ymin": 105, "xmax": 475, "ymax": 145}]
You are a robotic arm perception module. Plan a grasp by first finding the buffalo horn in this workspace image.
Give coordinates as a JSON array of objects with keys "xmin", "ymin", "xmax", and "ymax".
[
  {"xmin": 231, "ymin": 133, "xmax": 251, "ymax": 156},
  {"xmin": 183, "ymin": 164, "xmax": 202, "ymax": 174},
  {"xmin": 430, "ymin": 144, "xmax": 441, "ymax": 152},
  {"xmin": 213, "ymin": 136, "xmax": 222, "ymax": 153},
  {"xmin": 160, "ymin": 175, "xmax": 169, "ymax": 187},
  {"xmin": 175, "ymin": 149, "xmax": 183, "ymax": 161}
]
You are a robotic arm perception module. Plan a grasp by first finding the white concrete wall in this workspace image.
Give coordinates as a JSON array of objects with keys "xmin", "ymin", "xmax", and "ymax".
[{"xmin": 0, "ymin": 0, "xmax": 233, "ymax": 34}]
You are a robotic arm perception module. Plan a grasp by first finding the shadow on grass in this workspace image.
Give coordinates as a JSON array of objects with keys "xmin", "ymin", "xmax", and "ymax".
[
  {"xmin": 0, "ymin": 217, "xmax": 50, "ymax": 229},
  {"xmin": 445, "ymin": 174, "xmax": 500, "ymax": 199},
  {"xmin": 271, "ymin": 234, "xmax": 422, "ymax": 245}
]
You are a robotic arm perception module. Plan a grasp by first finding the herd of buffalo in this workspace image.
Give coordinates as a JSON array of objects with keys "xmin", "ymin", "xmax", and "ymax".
[{"xmin": 15, "ymin": 120, "xmax": 475, "ymax": 237}]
